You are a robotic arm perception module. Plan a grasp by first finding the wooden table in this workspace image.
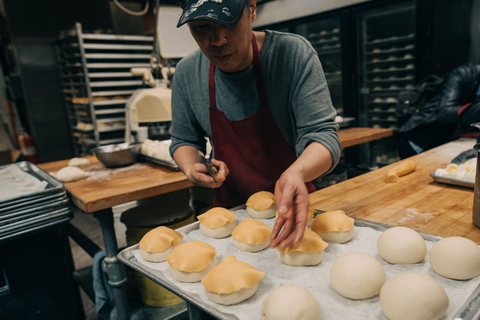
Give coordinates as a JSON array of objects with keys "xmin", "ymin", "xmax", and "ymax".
[
  {"xmin": 309, "ymin": 137, "xmax": 480, "ymax": 244},
  {"xmin": 37, "ymin": 126, "xmax": 393, "ymax": 319}
]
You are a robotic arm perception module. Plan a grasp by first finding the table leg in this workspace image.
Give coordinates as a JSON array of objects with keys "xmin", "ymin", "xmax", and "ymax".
[{"xmin": 94, "ymin": 208, "xmax": 130, "ymax": 320}]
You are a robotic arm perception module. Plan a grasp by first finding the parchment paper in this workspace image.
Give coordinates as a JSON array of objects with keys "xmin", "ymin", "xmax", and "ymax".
[{"xmin": 132, "ymin": 209, "xmax": 480, "ymax": 320}]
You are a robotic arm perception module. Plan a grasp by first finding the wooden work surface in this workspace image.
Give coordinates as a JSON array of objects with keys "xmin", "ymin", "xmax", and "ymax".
[
  {"xmin": 38, "ymin": 156, "xmax": 192, "ymax": 213},
  {"xmin": 37, "ymin": 127, "xmax": 392, "ymax": 214},
  {"xmin": 337, "ymin": 127, "xmax": 392, "ymax": 148},
  {"xmin": 309, "ymin": 138, "xmax": 480, "ymax": 244}
]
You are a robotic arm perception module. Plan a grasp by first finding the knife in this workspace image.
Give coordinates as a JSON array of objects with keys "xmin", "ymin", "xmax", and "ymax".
[
  {"xmin": 314, "ymin": 209, "xmax": 326, "ymax": 217},
  {"xmin": 198, "ymin": 151, "xmax": 218, "ymax": 183}
]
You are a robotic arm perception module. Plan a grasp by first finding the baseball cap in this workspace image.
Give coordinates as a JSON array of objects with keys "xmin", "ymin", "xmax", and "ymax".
[{"xmin": 177, "ymin": 0, "xmax": 246, "ymax": 28}]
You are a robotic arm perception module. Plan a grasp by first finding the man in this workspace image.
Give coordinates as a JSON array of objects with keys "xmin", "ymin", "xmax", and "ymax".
[{"xmin": 170, "ymin": 0, "xmax": 341, "ymax": 250}]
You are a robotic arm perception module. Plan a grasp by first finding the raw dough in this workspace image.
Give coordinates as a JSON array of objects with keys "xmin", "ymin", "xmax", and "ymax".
[
  {"xmin": 385, "ymin": 160, "xmax": 416, "ymax": 183},
  {"xmin": 377, "ymin": 226, "xmax": 427, "ymax": 264},
  {"xmin": 68, "ymin": 157, "xmax": 90, "ymax": 166},
  {"xmin": 246, "ymin": 191, "xmax": 277, "ymax": 219},
  {"xmin": 429, "ymin": 236, "xmax": 480, "ymax": 280},
  {"xmin": 167, "ymin": 241, "xmax": 217, "ymax": 282},
  {"xmin": 232, "ymin": 218, "xmax": 271, "ymax": 252},
  {"xmin": 56, "ymin": 166, "xmax": 89, "ymax": 182},
  {"xmin": 380, "ymin": 272, "xmax": 448, "ymax": 320},
  {"xmin": 330, "ymin": 252, "xmax": 385, "ymax": 299},
  {"xmin": 276, "ymin": 228, "xmax": 328, "ymax": 266},
  {"xmin": 261, "ymin": 285, "xmax": 320, "ymax": 320},
  {"xmin": 139, "ymin": 226, "xmax": 184, "ymax": 262},
  {"xmin": 198, "ymin": 207, "xmax": 237, "ymax": 238},
  {"xmin": 310, "ymin": 210, "xmax": 355, "ymax": 243},
  {"xmin": 202, "ymin": 255, "xmax": 264, "ymax": 305}
]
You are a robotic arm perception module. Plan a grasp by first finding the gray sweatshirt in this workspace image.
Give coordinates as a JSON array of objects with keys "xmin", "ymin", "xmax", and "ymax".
[{"xmin": 169, "ymin": 30, "xmax": 341, "ymax": 174}]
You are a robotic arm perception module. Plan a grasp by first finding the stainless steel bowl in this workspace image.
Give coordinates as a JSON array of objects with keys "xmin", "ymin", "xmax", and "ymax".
[{"xmin": 93, "ymin": 143, "xmax": 142, "ymax": 168}]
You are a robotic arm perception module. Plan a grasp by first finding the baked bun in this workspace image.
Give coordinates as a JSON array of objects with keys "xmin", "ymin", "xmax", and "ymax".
[
  {"xmin": 202, "ymin": 255, "xmax": 265, "ymax": 305},
  {"xmin": 232, "ymin": 218, "xmax": 272, "ymax": 252},
  {"xmin": 139, "ymin": 226, "xmax": 183, "ymax": 262},
  {"xmin": 166, "ymin": 241, "xmax": 217, "ymax": 282},
  {"xmin": 246, "ymin": 191, "xmax": 277, "ymax": 219},
  {"xmin": 198, "ymin": 207, "xmax": 237, "ymax": 238},
  {"xmin": 310, "ymin": 210, "xmax": 355, "ymax": 243},
  {"xmin": 276, "ymin": 228, "xmax": 328, "ymax": 266}
]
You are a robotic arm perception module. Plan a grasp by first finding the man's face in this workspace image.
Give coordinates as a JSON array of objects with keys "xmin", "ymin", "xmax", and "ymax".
[{"xmin": 187, "ymin": 2, "xmax": 256, "ymax": 73}]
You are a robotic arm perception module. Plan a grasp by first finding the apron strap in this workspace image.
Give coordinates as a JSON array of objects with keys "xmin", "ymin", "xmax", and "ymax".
[
  {"xmin": 251, "ymin": 32, "xmax": 269, "ymax": 109},
  {"xmin": 209, "ymin": 63, "xmax": 216, "ymax": 108}
]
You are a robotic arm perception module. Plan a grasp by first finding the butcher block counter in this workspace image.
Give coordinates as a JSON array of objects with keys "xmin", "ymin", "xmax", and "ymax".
[{"xmin": 309, "ymin": 137, "xmax": 480, "ymax": 245}]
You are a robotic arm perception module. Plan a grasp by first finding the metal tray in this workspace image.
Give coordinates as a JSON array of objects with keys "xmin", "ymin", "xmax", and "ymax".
[
  {"xmin": 0, "ymin": 162, "xmax": 66, "ymax": 205},
  {"xmin": 430, "ymin": 171, "xmax": 475, "ymax": 189},
  {"xmin": 0, "ymin": 209, "xmax": 73, "ymax": 243},
  {"xmin": 118, "ymin": 215, "xmax": 480, "ymax": 320},
  {"xmin": 0, "ymin": 193, "xmax": 69, "ymax": 215},
  {"xmin": 0, "ymin": 207, "xmax": 73, "ymax": 236},
  {"xmin": 337, "ymin": 117, "xmax": 355, "ymax": 128},
  {"xmin": 138, "ymin": 154, "xmax": 180, "ymax": 171},
  {"xmin": 0, "ymin": 197, "xmax": 71, "ymax": 224}
]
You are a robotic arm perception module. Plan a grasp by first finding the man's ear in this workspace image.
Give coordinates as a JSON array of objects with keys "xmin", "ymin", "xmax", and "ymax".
[{"xmin": 250, "ymin": 0, "xmax": 257, "ymax": 21}]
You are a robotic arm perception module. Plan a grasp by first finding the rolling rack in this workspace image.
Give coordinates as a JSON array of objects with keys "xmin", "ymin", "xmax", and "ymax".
[{"xmin": 56, "ymin": 22, "xmax": 154, "ymax": 156}]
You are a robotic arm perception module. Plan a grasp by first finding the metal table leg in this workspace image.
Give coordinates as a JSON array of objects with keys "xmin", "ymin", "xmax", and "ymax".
[{"xmin": 94, "ymin": 208, "xmax": 130, "ymax": 320}]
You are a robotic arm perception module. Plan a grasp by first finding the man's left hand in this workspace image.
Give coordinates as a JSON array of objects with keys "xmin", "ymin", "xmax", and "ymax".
[{"xmin": 269, "ymin": 170, "xmax": 310, "ymax": 250}]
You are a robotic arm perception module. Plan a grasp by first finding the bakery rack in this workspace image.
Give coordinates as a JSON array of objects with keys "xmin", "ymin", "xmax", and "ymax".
[{"xmin": 56, "ymin": 22, "xmax": 154, "ymax": 156}]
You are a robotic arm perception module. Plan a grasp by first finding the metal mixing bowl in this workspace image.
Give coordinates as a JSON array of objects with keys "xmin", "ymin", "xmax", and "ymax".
[{"xmin": 93, "ymin": 142, "xmax": 142, "ymax": 168}]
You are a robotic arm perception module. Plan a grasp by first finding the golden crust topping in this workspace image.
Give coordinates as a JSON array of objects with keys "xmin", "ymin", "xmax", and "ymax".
[
  {"xmin": 310, "ymin": 210, "xmax": 354, "ymax": 233},
  {"xmin": 197, "ymin": 207, "xmax": 237, "ymax": 229},
  {"xmin": 139, "ymin": 226, "xmax": 183, "ymax": 253},
  {"xmin": 246, "ymin": 191, "xmax": 275, "ymax": 210},
  {"xmin": 279, "ymin": 228, "xmax": 328, "ymax": 253},
  {"xmin": 201, "ymin": 255, "xmax": 265, "ymax": 294},
  {"xmin": 166, "ymin": 241, "xmax": 216, "ymax": 272},
  {"xmin": 232, "ymin": 218, "xmax": 272, "ymax": 245}
]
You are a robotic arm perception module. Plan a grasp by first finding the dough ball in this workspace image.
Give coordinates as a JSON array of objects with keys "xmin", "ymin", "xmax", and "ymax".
[
  {"xmin": 429, "ymin": 237, "xmax": 480, "ymax": 280},
  {"xmin": 261, "ymin": 285, "xmax": 320, "ymax": 320},
  {"xmin": 202, "ymin": 255, "xmax": 264, "ymax": 305},
  {"xmin": 310, "ymin": 210, "xmax": 355, "ymax": 243},
  {"xmin": 246, "ymin": 191, "xmax": 277, "ymax": 219},
  {"xmin": 198, "ymin": 207, "xmax": 237, "ymax": 238},
  {"xmin": 56, "ymin": 166, "xmax": 89, "ymax": 182},
  {"xmin": 276, "ymin": 228, "xmax": 328, "ymax": 266},
  {"xmin": 232, "ymin": 218, "xmax": 271, "ymax": 252},
  {"xmin": 139, "ymin": 226, "xmax": 184, "ymax": 262},
  {"xmin": 167, "ymin": 241, "xmax": 217, "ymax": 282},
  {"xmin": 68, "ymin": 157, "xmax": 90, "ymax": 166},
  {"xmin": 330, "ymin": 252, "xmax": 385, "ymax": 299},
  {"xmin": 380, "ymin": 272, "xmax": 448, "ymax": 320},
  {"xmin": 377, "ymin": 226, "xmax": 427, "ymax": 264}
]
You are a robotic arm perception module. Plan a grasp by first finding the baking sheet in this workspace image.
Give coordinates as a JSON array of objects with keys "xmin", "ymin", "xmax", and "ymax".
[
  {"xmin": 0, "ymin": 192, "xmax": 68, "ymax": 214},
  {"xmin": 118, "ymin": 209, "xmax": 480, "ymax": 320},
  {"xmin": 430, "ymin": 171, "xmax": 475, "ymax": 189},
  {"xmin": 138, "ymin": 154, "xmax": 179, "ymax": 171},
  {"xmin": 0, "ymin": 162, "xmax": 65, "ymax": 205},
  {"xmin": 336, "ymin": 117, "xmax": 355, "ymax": 128}
]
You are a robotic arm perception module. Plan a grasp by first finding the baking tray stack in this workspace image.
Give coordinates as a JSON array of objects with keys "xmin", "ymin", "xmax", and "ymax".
[{"xmin": 0, "ymin": 162, "xmax": 74, "ymax": 243}]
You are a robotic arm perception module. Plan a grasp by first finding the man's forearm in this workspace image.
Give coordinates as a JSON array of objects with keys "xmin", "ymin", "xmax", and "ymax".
[{"xmin": 285, "ymin": 142, "xmax": 333, "ymax": 183}]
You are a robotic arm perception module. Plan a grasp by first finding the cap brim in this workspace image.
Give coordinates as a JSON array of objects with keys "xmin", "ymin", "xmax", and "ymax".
[{"xmin": 177, "ymin": 0, "xmax": 246, "ymax": 28}]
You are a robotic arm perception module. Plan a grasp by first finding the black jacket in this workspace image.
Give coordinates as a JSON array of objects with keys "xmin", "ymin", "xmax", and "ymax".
[{"xmin": 400, "ymin": 63, "xmax": 480, "ymax": 135}]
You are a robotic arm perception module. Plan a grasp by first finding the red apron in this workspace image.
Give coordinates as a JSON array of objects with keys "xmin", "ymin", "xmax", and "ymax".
[{"xmin": 209, "ymin": 33, "xmax": 315, "ymax": 208}]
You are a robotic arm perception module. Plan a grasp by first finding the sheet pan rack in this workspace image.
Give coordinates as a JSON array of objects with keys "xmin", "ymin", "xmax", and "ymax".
[{"xmin": 56, "ymin": 22, "xmax": 154, "ymax": 156}]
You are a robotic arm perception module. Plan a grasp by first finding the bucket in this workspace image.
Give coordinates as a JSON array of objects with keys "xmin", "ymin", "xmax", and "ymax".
[{"xmin": 121, "ymin": 190, "xmax": 195, "ymax": 307}]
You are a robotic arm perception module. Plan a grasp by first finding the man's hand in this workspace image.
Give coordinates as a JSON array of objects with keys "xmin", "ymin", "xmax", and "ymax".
[
  {"xmin": 173, "ymin": 145, "xmax": 229, "ymax": 188},
  {"xmin": 269, "ymin": 170, "xmax": 310, "ymax": 250}
]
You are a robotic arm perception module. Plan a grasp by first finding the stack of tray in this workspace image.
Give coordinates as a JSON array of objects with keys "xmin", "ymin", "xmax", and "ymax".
[{"xmin": 0, "ymin": 162, "xmax": 74, "ymax": 243}]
